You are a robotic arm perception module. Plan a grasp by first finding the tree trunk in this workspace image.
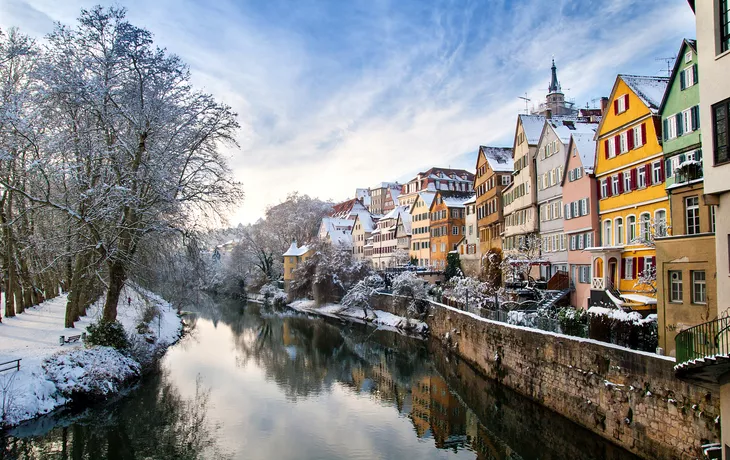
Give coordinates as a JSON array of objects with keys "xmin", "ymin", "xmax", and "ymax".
[
  {"xmin": 103, "ymin": 261, "xmax": 126, "ymax": 322},
  {"xmin": 65, "ymin": 252, "xmax": 91, "ymax": 328}
]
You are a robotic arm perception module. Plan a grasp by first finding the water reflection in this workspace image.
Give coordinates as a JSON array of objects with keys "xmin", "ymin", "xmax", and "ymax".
[{"xmin": 2, "ymin": 296, "xmax": 638, "ymax": 460}]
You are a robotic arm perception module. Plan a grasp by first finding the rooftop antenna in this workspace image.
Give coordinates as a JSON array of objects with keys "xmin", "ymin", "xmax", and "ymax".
[
  {"xmin": 518, "ymin": 93, "xmax": 531, "ymax": 114},
  {"xmin": 655, "ymin": 57, "xmax": 675, "ymax": 77}
]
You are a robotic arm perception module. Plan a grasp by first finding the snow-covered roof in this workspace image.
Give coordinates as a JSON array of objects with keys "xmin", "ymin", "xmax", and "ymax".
[
  {"xmin": 389, "ymin": 188, "xmax": 401, "ymax": 202},
  {"xmin": 414, "ymin": 191, "xmax": 437, "ymax": 211},
  {"xmin": 350, "ymin": 210, "xmax": 376, "ymax": 233},
  {"xmin": 620, "ymin": 293, "xmax": 658, "ymax": 305},
  {"xmin": 549, "ymin": 119, "xmax": 598, "ymax": 144},
  {"xmin": 439, "ymin": 191, "xmax": 476, "ymax": 209},
  {"xmin": 327, "ymin": 229, "xmax": 353, "ymax": 247},
  {"xmin": 621, "ymin": 75, "xmax": 670, "ymax": 113},
  {"xmin": 519, "ymin": 114, "xmax": 546, "ymax": 144},
  {"xmin": 571, "ymin": 132, "xmax": 598, "ymax": 172},
  {"xmin": 283, "ymin": 241, "xmax": 310, "ymax": 257},
  {"xmin": 480, "ymin": 146, "xmax": 514, "ymax": 172},
  {"xmin": 463, "ymin": 195, "xmax": 476, "ymax": 205},
  {"xmin": 398, "ymin": 210, "xmax": 412, "ymax": 234}
]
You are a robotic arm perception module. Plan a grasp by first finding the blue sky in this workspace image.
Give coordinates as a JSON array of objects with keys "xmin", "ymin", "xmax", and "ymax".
[{"xmin": 0, "ymin": 0, "xmax": 695, "ymax": 224}]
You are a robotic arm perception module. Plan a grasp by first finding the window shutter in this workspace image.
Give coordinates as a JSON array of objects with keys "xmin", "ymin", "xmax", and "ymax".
[
  {"xmin": 637, "ymin": 257, "xmax": 644, "ymax": 276},
  {"xmin": 680, "ymin": 69, "xmax": 686, "ymax": 90},
  {"xmin": 632, "ymin": 257, "xmax": 638, "ymax": 279},
  {"xmin": 650, "ymin": 256, "xmax": 656, "ymax": 268},
  {"xmin": 624, "ymin": 94, "xmax": 630, "ymax": 111},
  {"xmin": 693, "ymin": 64, "xmax": 698, "ymax": 85},
  {"xmin": 646, "ymin": 163, "xmax": 653, "ymax": 186},
  {"xmin": 641, "ymin": 122, "xmax": 647, "ymax": 144},
  {"xmin": 604, "ymin": 139, "xmax": 610, "ymax": 159},
  {"xmin": 618, "ymin": 172, "xmax": 624, "ymax": 193},
  {"xmin": 606, "ymin": 179, "xmax": 613, "ymax": 197},
  {"xmin": 614, "ymin": 136, "xmax": 620, "ymax": 153},
  {"xmin": 676, "ymin": 113, "xmax": 684, "ymax": 136},
  {"xmin": 597, "ymin": 182, "xmax": 602, "ymax": 200},
  {"xmin": 621, "ymin": 258, "xmax": 627, "ymax": 278},
  {"xmin": 693, "ymin": 105, "xmax": 700, "ymax": 130},
  {"xmin": 614, "ymin": 99, "xmax": 619, "ymax": 115},
  {"xmin": 630, "ymin": 168, "xmax": 637, "ymax": 190},
  {"xmin": 627, "ymin": 131, "xmax": 634, "ymax": 150},
  {"xmin": 663, "ymin": 119, "xmax": 669, "ymax": 141},
  {"xmin": 658, "ymin": 160, "xmax": 665, "ymax": 182}
]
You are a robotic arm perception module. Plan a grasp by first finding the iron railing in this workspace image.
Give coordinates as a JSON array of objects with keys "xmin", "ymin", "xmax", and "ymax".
[{"xmin": 675, "ymin": 317, "xmax": 730, "ymax": 366}]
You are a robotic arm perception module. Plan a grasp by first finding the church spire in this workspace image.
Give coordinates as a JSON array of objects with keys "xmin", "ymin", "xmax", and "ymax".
[{"xmin": 548, "ymin": 57, "xmax": 561, "ymax": 94}]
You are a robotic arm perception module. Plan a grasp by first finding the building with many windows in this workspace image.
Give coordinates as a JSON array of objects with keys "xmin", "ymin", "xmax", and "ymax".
[
  {"xmin": 457, "ymin": 195, "xmax": 481, "ymax": 277},
  {"xmin": 398, "ymin": 168, "xmax": 474, "ymax": 207},
  {"xmin": 369, "ymin": 182, "xmax": 402, "ymax": 215},
  {"xmin": 409, "ymin": 191, "xmax": 436, "ymax": 267},
  {"xmin": 589, "ymin": 74, "xmax": 669, "ymax": 311},
  {"xmin": 562, "ymin": 132, "xmax": 601, "ymax": 309},
  {"xmin": 429, "ymin": 191, "xmax": 474, "ymax": 269},
  {"xmin": 474, "ymin": 146, "xmax": 513, "ymax": 257},
  {"xmin": 655, "ymin": 38, "xmax": 717, "ymax": 357}
]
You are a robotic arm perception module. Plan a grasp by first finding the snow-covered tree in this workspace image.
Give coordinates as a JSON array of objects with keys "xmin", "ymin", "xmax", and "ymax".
[
  {"xmin": 341, "ymin": 274, "xmax": 385, "ymax": 317},
  {"xmin": 444, "ymin": 252, "xmax": 462, "ymax": 280},
  {"xmin": 443, "ymin": 276, "xmax": 496, "ymax": 309},
  {"xmin": 502, "ymin": 233, "xmax": 543, "ymax": 286},
  {"xmin": 392, "ymin": 271, "xmax": 428, "ymax": 318}
]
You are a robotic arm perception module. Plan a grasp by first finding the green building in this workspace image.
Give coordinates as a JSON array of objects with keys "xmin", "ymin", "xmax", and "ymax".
[{"xmin": 656, "ymin": 39, "xmax": 717, "ymax": 357}]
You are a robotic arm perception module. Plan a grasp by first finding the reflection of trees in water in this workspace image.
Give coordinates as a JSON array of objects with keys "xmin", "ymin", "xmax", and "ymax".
[{"xmin": 1, "ymin": 370, "xmax": 229, "ymax": 460}]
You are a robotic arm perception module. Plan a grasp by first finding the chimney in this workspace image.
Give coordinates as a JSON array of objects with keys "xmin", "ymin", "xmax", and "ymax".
[
  {"xmin": 545, "ymin": 108, "xmax": 552, "ymax": 119},
  {"xmin": 600, "ymin": 97, "xmax": 609, "ymax": 115}
]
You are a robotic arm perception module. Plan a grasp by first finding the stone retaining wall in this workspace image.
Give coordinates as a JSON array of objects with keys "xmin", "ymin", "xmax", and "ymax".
[{"xmin": 375, "ymin": 293, "xmax": 720, "ymax": 459}]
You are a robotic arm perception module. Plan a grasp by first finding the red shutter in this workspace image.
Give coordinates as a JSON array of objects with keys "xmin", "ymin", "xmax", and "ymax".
[
  {"xmin": 624, "ymin": 94, "xmax": 630, "ymax": 111},
  {"xmin": 614, "ymin": 136, "xmax": 620, "ymax": 154},
  {"xmin": 627, "ymin": 131, "xmax": 634, "ymax": 150},
  {"xmin": 632, "ymin": 257, "xmax": 638, "ymax": 279},
  {"xmin": 658, "ymin": 160, "xmax": 665, "ymax": 182},
  {"xmin": 618, "ymin": 172, "xmax": 624, "ymax": 193},
  {"xmin": 637, "ymin": 257, "xmax": 644, "ymax": 275},
  {"xmin": 641, "ymin": 123, "xmax": 647, "ymax": 145},
  {"xmin": 604, "ymin": 139, "xmax": 610, "ymax": 159},
  {"xmin": 650, "ymin": 256, "xmax": 656, "ymax": 268},
  {"xmin": 606, "ymin": 179, "xmax": 613, "ymax": 197},
  {"xmin": 646, "ymin": 163, "xmax": 653, "ymax": 186},
  {"xmin": 621, "ymin": 258, "xmax": 627, "ymax": 278},
  {"xmin": 630, "ymin": 168, "xmax": 637, "ymax": 190},
  {"xmin": 614, "ymin": 99, "xmax": 619, "ymax": 115}
]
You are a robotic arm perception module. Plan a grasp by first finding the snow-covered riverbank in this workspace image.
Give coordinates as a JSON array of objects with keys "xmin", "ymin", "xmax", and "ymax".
[
  {"xmin": 288, "ymin": 299, "xmax": 428, "ymax": 335},
  {"xmin": 0, "ymin": 285, "xmax": 182, "ymax": 428}
]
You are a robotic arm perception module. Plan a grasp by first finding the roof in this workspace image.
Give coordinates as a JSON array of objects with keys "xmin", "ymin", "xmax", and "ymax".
[
  {"xmin": 547, "ymin": 119, "xmax": 598, "ymax": 144},
  {"xmin": 411, "ymin": 191, "xmax": 437, "ymax": 214},
  {"xmin": 415, "ymin": 167, "xmax": 474, "ymax": 180},
  {"xmin": 658, "ymin": 39, "xmax": 698, "ymax": 114},
  {"xmin": 438, "ymin": 191, "xmax": 476, "ymax": 209},
  {"xmin": 463, "ymin": 195, "xmax": 476, "ymax": 205},
  {"xmin": 621, "ymin": 75, "xmax": 670, "ymax": 113},
  {"xmin": 479, "ymin": 146, "xmax": 514, "ymax": 172},
  {"xmin": 330, "ymin": 198, "xmax": 359, "ymax": 217},
  {"xmin": 283, "ymin": 241, "xmax": 310, "ymax": 257},
  {"xmin": 351, "ymin": 210, "xmax": 376, "ymax": 233},
  {"xmin": 327, "ymin": 228, "xmax": 353, "ymax": 247},
  {"xmin": 571, "ymin": 132, "xmax": 598, "ymax": 173},
  {"xmin": 518, "ymin": 114, "xmax": 546, "ymax": 144}
]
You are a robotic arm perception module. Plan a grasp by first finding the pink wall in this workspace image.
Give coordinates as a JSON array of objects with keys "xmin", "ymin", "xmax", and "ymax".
[{"xmin": 563, "ymin": 147, "xmax": 600, "ymax": 310}]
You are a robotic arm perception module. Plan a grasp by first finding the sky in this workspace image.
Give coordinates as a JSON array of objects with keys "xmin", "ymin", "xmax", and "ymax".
[{"xmin": 0, "ymin": 0, "xmax": 696, "ymax": 225}]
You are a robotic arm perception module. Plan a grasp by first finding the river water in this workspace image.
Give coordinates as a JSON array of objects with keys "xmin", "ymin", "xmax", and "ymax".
[{"xmin": 1, "ymin": 297, "xmax": 639, "ymax": 460}]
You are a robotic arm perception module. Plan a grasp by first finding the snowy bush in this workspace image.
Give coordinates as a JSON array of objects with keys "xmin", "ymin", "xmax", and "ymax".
[
  {"xmin": 557, "ymin": 307, "xmax": 588, "ymax": 337},
  {"xmin": 444, "ymin": 252, "xmax": 462, "ymax": 280},
  {"xmin": 86, "ymin": 320, "xmax": 130, "ymax": 350},
  {"xmin": 43, "ymin": 347, "xmax": 141, "ymax": 398},
  {"xmin": 259, "ymin": 284, "xmax": 279, "ymax": 298},
  {"xmin": 392, "ymin": 272, "xmax": 429, "ymax": 318},
  {"xmin": 588, "ymin": 306, "xmax": 658, "ymax": 352},
  {"xmin": 443, "ymin": 276, "xmax": 496, "ymax": 309}
]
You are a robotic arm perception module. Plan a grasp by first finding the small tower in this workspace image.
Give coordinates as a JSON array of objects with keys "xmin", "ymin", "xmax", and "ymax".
[{"xmin": 545, "ymin": 57, "xmax": 568, "ymax": 116}]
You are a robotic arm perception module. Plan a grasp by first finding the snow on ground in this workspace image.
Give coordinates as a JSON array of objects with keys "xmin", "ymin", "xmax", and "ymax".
[
  {"xmin": 288, "ymin": 299, "xmax": 428, "ymax": 334},
  {"xmin": 0, "ymin": 285, "xmax": 182, "ymax": 427}
]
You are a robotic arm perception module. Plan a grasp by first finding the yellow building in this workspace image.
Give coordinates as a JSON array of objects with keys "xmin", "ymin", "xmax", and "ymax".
[
  {"xmin": 589, "ymin": 75, "xmax": 669, "ymax": 311},
  {"xmin": 283, "ymin": 241, "xmax": 313, "ymax": 290},
  {"xmin": 410, "ymin": 191, "xmax": 436, "ymax": 267}
]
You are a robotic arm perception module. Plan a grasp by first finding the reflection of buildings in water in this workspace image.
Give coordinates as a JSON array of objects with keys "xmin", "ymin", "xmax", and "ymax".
[
  {"xmin": 428, "ymin": 376, "xmax": 467, "ymax": 449},
  {"xmin": 411, "ymin": 376, "xmax": 432, "ymax": 438}
]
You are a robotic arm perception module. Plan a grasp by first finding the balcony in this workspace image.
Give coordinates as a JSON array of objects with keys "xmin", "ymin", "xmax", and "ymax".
[
  {"xmin": 591, "ymin": 278, "xmax": 605, "ymax": 289},
  {"xmin": 675, "ymin": 317, "xmax": 730, "ymax": 385}
]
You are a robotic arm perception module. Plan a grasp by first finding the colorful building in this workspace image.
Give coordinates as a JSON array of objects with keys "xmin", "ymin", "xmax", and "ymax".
[
  {"xmin": 410, "ymin": 191, "xmax": 437, "ymax": 267},
  {"xmin": 372, "ymin": 205, "xmax": 411, "ymax": 269},
  {"xmin": 283, "ymin": 241, "xmax": 313, "ymax": 290},
  {"xmin": 398, "ymin": 168, "xmax": 474, "ymax": 207},
  {"xmin": 562, "ymin": 132, "xmax": 600, "ymax": 309},
  {"xmin": 474, "ymin": 146, "xmax": 513, "ymax": 257},
  {"xmin": 352, "ymin": 212, "xmax": 376, "ymax": 262},
  {"xmin": 457, "ymin": 196, "xmax": 480, "ymax": 277},
  {"xmin": 369, "ymin": 182, "xmax": 402, "ymax": 215},
  {"xmin": 655, "ymin": 38, "xmax": 716, "ymax": 357},
  {"xmin": 589, "ymin": 74, "xmax": 669, "ymax": 311},
  {"xmin": 429, "ymin": 191, "xmax": 474, "ymax": 269}
]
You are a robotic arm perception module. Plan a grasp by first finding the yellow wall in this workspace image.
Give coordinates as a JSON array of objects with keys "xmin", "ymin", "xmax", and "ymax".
[
  {"xmin": 410, "ymin": 195, "xmax": 432, "ymax": 266},
  {"xmin": 283, "ymin": 250, "xmax": 312, "ymax": 281}
]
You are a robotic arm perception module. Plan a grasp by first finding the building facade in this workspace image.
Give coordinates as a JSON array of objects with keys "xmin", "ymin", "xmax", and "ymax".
[
  {"xmin": 371, "ymin": 206, "xmax": 410, "ymax": 269},
  {"xmin": 283, "ymin": 241, "xmax": 313, "ymax": 291},
  {"xmin": 458, "ymin": 196, "xmax": 481, "ymax": 277},
  {"xmin": 369, "ymin": 182, "xmax": 401, "ymax": 215},
  {"xmin": 409, "ymin": 191, "xmax": 436, "ymax": 267},
  {"xmin": 589, "ymin": 75, "xmax": 669, "ymax": 311},
  {"xmin": 352, "ymin": 213, "xmax": 375, "ymax": 262},
  {"xmin": 398, "ymin": 168, "xmax": 474, "ymax": 207},
  {"xmin": 475, "ymin": 146, "xmax": 513, "ymax": 258},
  {"xmin": 429, "ymin": 191, "xmax": 474, "ymax": 269},
  {"xmin": 563, "ymin": 133, "xmax": 600, "ymax": 309}
]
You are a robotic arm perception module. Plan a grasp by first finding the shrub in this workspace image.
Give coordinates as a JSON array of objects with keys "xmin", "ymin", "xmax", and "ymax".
[
  {"xmin": 86, "ymin": 321, "xmax": 130, "ymax": 350},
  {"xmin": 558, "ymin": 307, "xmax": 588, "ymax": 337}
]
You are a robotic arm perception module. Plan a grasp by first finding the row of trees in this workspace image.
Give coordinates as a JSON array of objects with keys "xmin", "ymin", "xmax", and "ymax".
[{"xmin": 0, "ymin": 6, "xmax": 241, "ymax": 326}]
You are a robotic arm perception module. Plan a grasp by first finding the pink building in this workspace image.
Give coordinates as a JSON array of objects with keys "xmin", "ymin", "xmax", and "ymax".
[{"xmin": 562, "ymin": 132, "xmax": 600, "ymax": 310}]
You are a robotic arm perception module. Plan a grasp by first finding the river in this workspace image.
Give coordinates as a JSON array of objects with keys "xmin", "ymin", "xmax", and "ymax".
[{"xmin": 1, "ymin": 297, "xmax": 639, "ymax": 459}]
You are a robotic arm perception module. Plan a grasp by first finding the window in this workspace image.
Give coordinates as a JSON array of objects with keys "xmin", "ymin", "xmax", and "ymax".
[
  {"xmin": 685, "ymin": 51, "xmax": 692, "ymax": 64},
  {"xmin": 682, "ymin": 108, "xmax": 693, "ymax": 134},
  {"xmin": 669, "ymin": 271, "xmax": 683, "ymax": 302},
  {"xmin": 604, "ymin": 220, "xmax": 612, "ymax": 246},
  {"xmin": 623, "ymin": 173, "xmax": 631, "ymax": 192},
  {"xmin": 607, "ymin": 139, "xmax": 616, "ymax": 158},
  {"xmin": 601, "ymin": 179, "xmax": 608, "ymax": 198},
  {"xmin": 722, "ymin": 0, "xmax": 730, "ymax": 53},
  {"xmin": 692, "ymin": 271, "xmax": 706, "ymax": 304},
  {"xmin": 612, "ymin": 176, "xmax": 619, "ymax": 195},
  {"xmin": 652, "ymin": 161, "xmax": 662, "ymax": 184},
  {"xmin": 617, "ymin": 94, "xmax": 627, "ymax": 113},
  {"xmin": 432, "ymin": 245, "xmax": 436, "ymax": 253},
  {"xmin": 682, "ymin": 67, "xmax": 696, "ymax": 89},
  {"xmin": 666, "ymin": 116, "xmax": 678, "ymax": 139},
  {"xmin": 639, "ymin": 213, "xmax": 651, "ymax": 241},
  {"xmin": 615, "ymin": 218, "xmax": 624, "ymax": 245},
  {"xmin": 655, "ymin": 210, "xmax": 667, "ymax": 237},
  {"xmin": 580, "ymin": 198, "xmax": 588, "ymax": 216},
  {"xmin": 713, "ymin": 98, "xmax": 730, "ymax": 164},
  {"xmin": 638, "ymin": 166, "xmax": 647, "ymax": 188},
  {"xmin": 686, "ymin": 196, "xmax": 700, "ymax": 234},
  {"xmin": 452, "ymin": 226, "xmax": 459, "ymax": 235},
  {"xmin": 440, "ymin": 243, "xmax": 446, "ymax": 252},
  {"xmin": 619, "ymin": 132, "xmax": 628, "ymax": 153},
  {"xmin": 712, "ymin": 206, "xmax": 717, "ymax": 233},
  {"xmin": 633, "ymin": 125, "xmax": 644, "ymax": 148},
  {"xmin": 627, "ymin": 215, "xmax": 637, "ymax": 242},
  {"xmin": 625, "ymin": 258, "xmax": 634, "ymax": 280},
  {"xmin": 501, "ymin": 175, "xmax": 511, "ymax": 185}
]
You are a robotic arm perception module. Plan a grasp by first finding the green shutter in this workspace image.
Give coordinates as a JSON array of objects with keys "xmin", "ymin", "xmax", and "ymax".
[
  {"xmin": 663, "ymin": 118, "xmax": 669, "ymax": 140},
  {"xmin": 680, "ymin": 69, "xmax": 686, "ymax": 90},
  {"xmin": 693, "ymin": 64, "xmax": 698, "ymax": 84},
  {"xmin": 676, "ymin": 113, "xmax": 684, "ymax": 136}
]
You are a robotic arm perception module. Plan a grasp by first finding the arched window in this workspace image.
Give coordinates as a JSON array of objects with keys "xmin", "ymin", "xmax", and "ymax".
[
  {"xmin": 655, "ymin": 209, "xmax": 667, "ymax": 237},
  {"xmin": 603, "ymin": 220, "xmax": 612, "ymax": 246},
  {"xmin": 615, "ymin": 217, "xmax": 624, "ymax": 245},
  {"xmin": 639, "ymin": 213, "xmax": 651, "ymax": 241},
  {"xmin": 627, "ymin": 215, "xmax": 637, "ymax": 243}
]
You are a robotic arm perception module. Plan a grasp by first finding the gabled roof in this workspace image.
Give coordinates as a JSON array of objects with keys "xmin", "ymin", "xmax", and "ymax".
[
  {"xmin": 621, "ymin": 75, "xmax": 669, "ymax": 113},
  {"xmin": 283, "ymin": 241, "xmax": 310, "ymax": 257},
  {"xmin": 351, "ymin": 211, "xmax": 375, "ymax": 233},
  {"xmin": 562, "ymin": 133, "xmax": 598, "ymax": 185},
  {"xmin": 410, "ymin": 191, "xmax": 437, "ymax": 214},
  {"xmin": 330, "ymin": 198, "xmax": 359, "ymax": 217},
  {"xmin": 518, "ymin": 114, "xmax": 546, "ymax": 145},
  {"xmin": 658, "ymin": 39, "xmax": 698, "ymax": 115},
  {"xmin": 479, "ymin": 146, "xmax": 514, "ymax": 172},
  {"xmin": 546, "ymin": 119, "xmax": 598, "ymax": 144},
  {"xmin": 433, "ymin": 191, "xmax": 476, "ymax": 209},
  {"xmin": 415, "ymin": 167, "xmax": 474, "ymax": 181}
]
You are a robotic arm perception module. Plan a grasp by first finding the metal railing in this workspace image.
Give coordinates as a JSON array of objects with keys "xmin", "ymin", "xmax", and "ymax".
[
  {"xmin": 0, "ymin": 358, "xmax": 21, "ymax": 373},
  {"xmin": 675, "ymin": 317, "xmax": 730, "ymax": 366}
]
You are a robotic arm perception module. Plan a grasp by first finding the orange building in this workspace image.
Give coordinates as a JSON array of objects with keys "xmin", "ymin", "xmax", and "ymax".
[
  {"xmin": 429, "ymin": 191, "xmax": 475, "ymax": 269},
  {"xmin": 474, "ymin": 146, "xmax": 514, "ymax": 255}
]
